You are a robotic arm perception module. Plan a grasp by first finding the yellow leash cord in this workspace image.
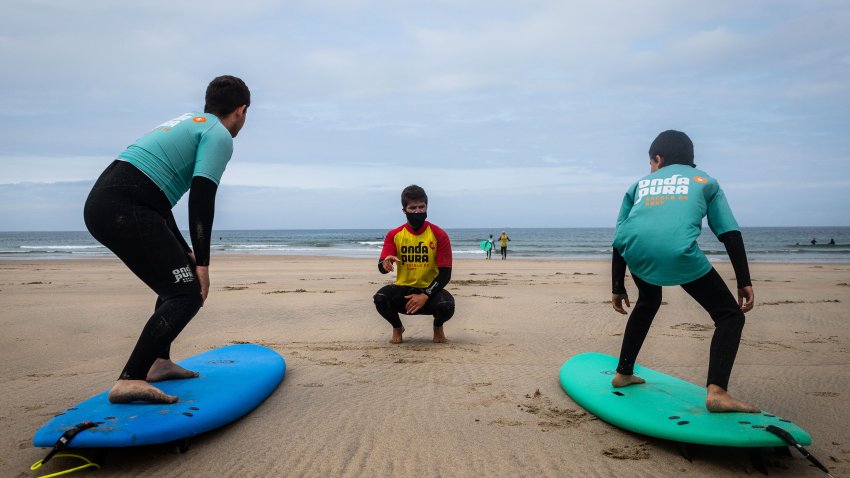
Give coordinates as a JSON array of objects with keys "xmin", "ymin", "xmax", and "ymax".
[{"xmin": 31, "ymin": 453, "xmax": 101, "ymax": 477}]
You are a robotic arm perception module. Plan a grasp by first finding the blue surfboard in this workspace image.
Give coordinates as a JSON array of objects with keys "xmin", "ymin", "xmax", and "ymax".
[
  {"xmin": 560, "ymin": 352, "xmax": 812, "ymax": 447},
  {"xmin": 33, "ymin": 344, "xmax": 285, "ymax": 448}
]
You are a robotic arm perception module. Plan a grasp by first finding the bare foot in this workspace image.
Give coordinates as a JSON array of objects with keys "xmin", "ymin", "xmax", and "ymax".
[
  {"xmin": 108, "ymin": 380, "xmax": 178, "ymax": 404},
  {"xmin": 146, "ymin": 358, "xmax": 199, "ymax": 382},
  {"xmin": 390, "ymin": 327, "xmax": 405, "ymax": 344},
  {"xmin": 706, "ymin": 385, "xmax": 760, "ymax": 413},
  {"xmin": 433, "ymin": 326, "xmax": 447, "ymax": 343},
  {"xmin": 611, "ymin": 373, "xmax": 646, "ymax": 388}
]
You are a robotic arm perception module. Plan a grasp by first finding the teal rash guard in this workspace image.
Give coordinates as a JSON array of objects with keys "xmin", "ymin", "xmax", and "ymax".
[
  {"xmin": 118, "ymin": 112, "xmax": 233, "ymax": 206},
  {"xmin": 612, "ymin": 164, "xmax": 739, "ymax": 286}
]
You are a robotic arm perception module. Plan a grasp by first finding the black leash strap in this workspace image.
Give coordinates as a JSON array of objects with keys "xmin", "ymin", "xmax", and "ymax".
[
  {"xmin": 40, "ymin": 421, "xmax": 98, "ymax": 465},
  {"xmin": 765, "ymin": 425, "xmax": 836, "ymax": 477}
]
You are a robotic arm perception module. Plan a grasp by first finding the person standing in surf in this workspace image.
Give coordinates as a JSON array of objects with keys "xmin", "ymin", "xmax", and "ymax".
[
  {"xmin": 374, "ymin": 185, "xmax": 455, "ymax": 343},
  {"xmin": 84, "ymin": 75, "xmax": 250, "ymax": 404},
  {"xmin": 486, "ymin": 234, "xmax": 496, "ymax": 260},
  {"xmin": 610, "ymin": 130, "xmax": 759, "ymax": 413},
  {"xmin": 499, "ymin": 231, "xmax": 511, "ymax": 260}
]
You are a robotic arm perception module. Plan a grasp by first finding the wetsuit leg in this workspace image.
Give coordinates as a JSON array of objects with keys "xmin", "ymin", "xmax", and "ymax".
[
  {"xmin": 419, "ymin": 289, "xmax": 455, "ymax": 327},
  {"xmin": 616, "ymin": 274, "xmax": 662, "ymax": 375},
  {"xmin": 373, "ymin": 285, "xmax": 407, "ymax": 328},
  {"xmin": 501, "ymin": 246, "xmax": 507, "ymax": 259},
  {"xmin": 680, "ymin": 268, "xmax": 745, "ymax": 390},
  {"xmin": 84, "ymin": 161, "xmax": 202, "ymax": 381}
]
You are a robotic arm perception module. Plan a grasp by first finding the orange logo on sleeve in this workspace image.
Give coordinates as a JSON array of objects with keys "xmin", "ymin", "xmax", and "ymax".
[
  {"xmin": 693, "ymin": 176, "xmax": 708, "ymax": 183},
  {"xmin": 192, "ymin": 116, "xmax": 207, "ymax": 123}
]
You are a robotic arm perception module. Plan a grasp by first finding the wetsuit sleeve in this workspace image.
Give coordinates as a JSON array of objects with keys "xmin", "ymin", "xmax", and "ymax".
[
  {"xmin": 718, "ymin": 230, "xmax": 752, "ymax": 288},
  {"xmin": 612, "ymin": 248, "xmax": 627, "ymax": 294},
  {"xmin": 425, "ymin": 267, "xmax": 452, "ymax": 297},
  {"xmin": 166, "ymin": 210, "xmax": 191, "ymax": 253},
  {"xmin": 188, "ymin": 176, "xmax": 218, "ymax": 267}
]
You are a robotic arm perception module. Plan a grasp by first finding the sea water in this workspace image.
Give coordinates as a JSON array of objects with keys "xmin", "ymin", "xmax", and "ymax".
[{"xmin": 1, "ymin": 227, "xmax": 849, "ymax": 263}]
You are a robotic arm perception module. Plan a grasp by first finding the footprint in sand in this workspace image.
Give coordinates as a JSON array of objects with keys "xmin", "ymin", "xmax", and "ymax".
[
  {"xmin": 807, "ymin": 391, "xmax": 840, "ymax": 397},
  {"xmin": 671, "ymin": 323, "xmax": 712, "ymax": 332},
  {"xmin": 298, "ymin": 383, "xmax": 324, "ymax": 388},
  {"xmin": 517, "ymin": 389, "xmax": 592, "ymax": 431},
  {"xmin": 488, "ymin": 419, "xmax": 524, "ymax": 427},
  {"xmin": 602, "ymin": 443, "xmax": 651, "ymax": 460}
]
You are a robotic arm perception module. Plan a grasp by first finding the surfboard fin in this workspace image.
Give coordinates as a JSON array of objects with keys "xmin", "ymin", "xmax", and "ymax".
[{"xmin": 765, "ymin": 425, "xmax": 835, "ymax": 477}]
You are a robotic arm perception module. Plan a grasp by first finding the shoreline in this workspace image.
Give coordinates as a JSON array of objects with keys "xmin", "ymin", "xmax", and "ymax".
[
  {"xmin": 3, "ymin": 253, "xmax": 850, "ymax": 265},
  {"xmin": 2, "ymin": 256, "xmax": 849, "ymax": 476}
]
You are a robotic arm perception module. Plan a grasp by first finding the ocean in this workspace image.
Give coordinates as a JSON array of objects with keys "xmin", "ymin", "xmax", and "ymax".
[{"xmin": 1, "ymin": 227, "xmax": 849, "ymax": 263}]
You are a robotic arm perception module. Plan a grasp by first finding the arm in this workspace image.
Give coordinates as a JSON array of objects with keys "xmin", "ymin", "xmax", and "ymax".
[
  {"xmin": 405, "ymin": 267, "xmax": 451, "ymax": 314},
  {"xmin": 425, "ymin": 267, "xmax": 452, "ymax": 297},
  {"xmin": 188, "ymin": 176, "xmax": 217, "ymax": 303},
  {"xmin": 611, "ymin": 248, "xmax": 630, "ymax": 314},
  {"xmin": 718, "ymin": 230, "xmax": 754, "ymax": 312}
]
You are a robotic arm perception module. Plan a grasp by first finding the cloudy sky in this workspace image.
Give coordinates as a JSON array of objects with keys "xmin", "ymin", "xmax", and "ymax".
[{"xmin": 1, "ymin": 0, "xmax": 848, "ymax": 231}]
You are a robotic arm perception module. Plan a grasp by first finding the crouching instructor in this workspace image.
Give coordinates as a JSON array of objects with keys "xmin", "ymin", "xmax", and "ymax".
[
  {"xmin": 84, "ymin": 75, "xmax": 249, "ymax": 404},
  {"xmin": 374, "ymin": 185, "xmax": 455, "ymax": 344}
]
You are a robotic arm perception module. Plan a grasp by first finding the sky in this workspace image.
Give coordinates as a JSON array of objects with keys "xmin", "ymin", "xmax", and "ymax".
[{"xmin": 1, "ymin": 0, "xmax": 849, "ymax": 231}]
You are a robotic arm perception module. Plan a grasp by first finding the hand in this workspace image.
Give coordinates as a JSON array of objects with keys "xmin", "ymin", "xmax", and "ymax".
[
  {"xmin": 195, "ymin": 265, "xmax": 210, "ymax": 305},
  {"xmin": 404, "ymin": 293, "xmax": 428, "ymax": 314},
  {"xmin": 612, "ymin": 293, "xmax": 630, "ymax": 315},
  {"xmin": 738, "ymin": 286, "xmax": 754, "ymax": 313},
  {"xmin": 382, "ymin": 256, "xmax": 400, "ymax": 272}
]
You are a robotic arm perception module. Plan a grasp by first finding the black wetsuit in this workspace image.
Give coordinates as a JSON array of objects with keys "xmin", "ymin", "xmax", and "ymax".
[
  {"xmin": 611, "ymin": 231, "xmax": 752, "ymax": 390},
  {"xmin": 373, "ymin": 266, "xmax": 455, "ymax": 328},
  {"xmin": 84, "ymin": 160, "xmax": 217, "ymax": 380}
]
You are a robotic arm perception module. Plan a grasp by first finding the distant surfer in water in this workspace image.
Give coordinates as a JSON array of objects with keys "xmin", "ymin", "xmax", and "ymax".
[
  {"xmin": 609, "ymin": 130, "xmax": 759, "ymax": 413},
  {"xmin": 84, "ymin": 76, "xmax": 250, "ymax": 404},
  {"xmin": 374, "ymin": 185, "xmax": 455, "ymax": 343}
]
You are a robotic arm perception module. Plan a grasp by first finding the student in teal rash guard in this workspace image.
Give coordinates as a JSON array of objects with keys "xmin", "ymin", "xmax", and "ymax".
[
  {"xmin": 610, "ymin": 130, "xmax": 759, "ymax": 413},
  {"xmin": 84, "ymin": 76, "xmax": 249, "ymax": 404}
]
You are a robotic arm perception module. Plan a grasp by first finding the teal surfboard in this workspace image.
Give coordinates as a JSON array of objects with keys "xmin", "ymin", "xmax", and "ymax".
[
  {"xmin": 479, "ymin": 240, "xmax": 492, "ymax": 252},
  {"xmin": 33, "ymin": 344, "xmax": 285, "ymax": 448},
  {"xmin": 559, "ymin": 352, "xmax": 811, "ymax": 447}
]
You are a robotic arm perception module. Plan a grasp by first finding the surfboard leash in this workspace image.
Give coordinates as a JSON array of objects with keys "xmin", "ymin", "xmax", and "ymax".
[
  {"xmin": 31, "ymin": 421, "xmax": 101, "ymax": 477},
  {"xmin": 765, "ymin": 425, "xmax": 837, "ymax": 477}
]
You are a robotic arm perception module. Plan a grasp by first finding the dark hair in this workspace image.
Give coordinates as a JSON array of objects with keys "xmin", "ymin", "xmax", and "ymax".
[
  {"xmin": 204, "ymin": 75, "xmax": 250, "ymax": 117},
  {"xmin": 648, "ymin": 130, "xmax": 695, "ymax": 167},
  {"xmin": 401, "ymin": 185, "xmax": 428, "ymax": 207}
]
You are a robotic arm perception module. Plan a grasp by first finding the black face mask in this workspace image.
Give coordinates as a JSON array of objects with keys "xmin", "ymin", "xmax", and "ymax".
[{"xmin": 405, "ymin": 212, "xmax": 427, "ymax": 230}]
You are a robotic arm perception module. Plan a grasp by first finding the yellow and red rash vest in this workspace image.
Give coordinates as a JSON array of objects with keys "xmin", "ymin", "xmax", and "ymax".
[{"xmin": 380, "ymin": 222, "xmax": 452, "ymax": 288}]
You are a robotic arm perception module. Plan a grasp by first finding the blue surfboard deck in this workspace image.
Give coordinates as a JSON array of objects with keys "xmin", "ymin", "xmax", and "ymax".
[
  {"xmin": 33, "ymin": 344, "xmax": 285, "ymax": 448},
  {"xmin": 559, "ymin": 352, "xmax": 812, "ymax": 447}
]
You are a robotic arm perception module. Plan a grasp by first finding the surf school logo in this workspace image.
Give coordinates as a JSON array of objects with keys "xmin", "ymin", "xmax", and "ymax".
[
  {"xmin": 155, "ymin": 113, "xmax": 195, "ymax": 132},
  {"xmin": 693, "ymin": 176, "xmax": 707, "ymax": 183},
  {"xmin": 172, "ymin": 266, "xmax": 195, "ymax": 283},
  {"xmin": 400, "ymin": 242, "xmax": 431, "ymax": 265},
  {"xmin": 635, "ymin": 174, "xmax": 690, "ymax": 205},
  {"xmin": 192, "ymin": 116, "xmax": 207, "ymax": 123}
]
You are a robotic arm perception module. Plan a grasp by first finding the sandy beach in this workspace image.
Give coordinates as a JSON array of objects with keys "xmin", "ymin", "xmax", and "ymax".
[{"xmin": 1, "ymin": 255, "xmax": 849, "ymax": 477}]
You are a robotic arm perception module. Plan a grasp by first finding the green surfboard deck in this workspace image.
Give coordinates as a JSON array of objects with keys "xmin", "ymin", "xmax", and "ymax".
[
  {"xmin": 479, "ymin": 240, "xmax": 492, "ymax": 252},
  {"xmin": 559, "ymin": 352, "xmax": 812, "ymax": 447}
]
